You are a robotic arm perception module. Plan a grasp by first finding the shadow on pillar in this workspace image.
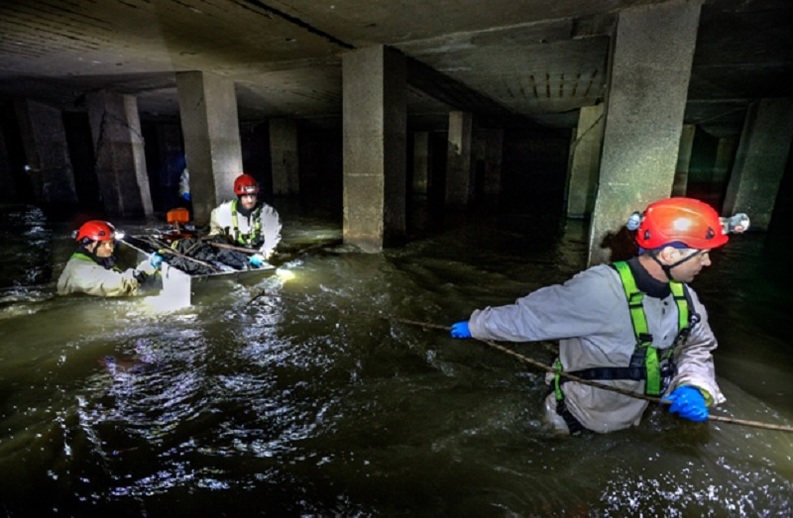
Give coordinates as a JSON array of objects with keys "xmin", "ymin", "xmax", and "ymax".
[{"xmin": 598, "ymin": 226, "xmax": 639, "ymax": 262}]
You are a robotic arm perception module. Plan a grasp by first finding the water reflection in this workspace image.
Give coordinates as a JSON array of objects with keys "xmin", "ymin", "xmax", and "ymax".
[{"xmin": 0, "ymin": 203, "xmax": 791, "ymax": 515}]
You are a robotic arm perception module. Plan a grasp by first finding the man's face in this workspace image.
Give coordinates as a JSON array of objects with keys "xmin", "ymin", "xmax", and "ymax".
[
  {"xmin": 92, "ymin": 240, "xmax": 115, "ymax": 259},
  {"xmin": 670, "ymin": 249, "xmax": 711, "ymax": 283},
  {"xmin": 239, "ymin": 193, "xmax": 257, "ymax": 211}
]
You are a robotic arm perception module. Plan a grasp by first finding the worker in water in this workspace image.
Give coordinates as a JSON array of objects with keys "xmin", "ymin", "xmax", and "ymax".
[
  {"xmin": 209, "ymin": 173, "xmax": 282, "ymax": 267},
  {"xmin": 450, "ymin": 197, "xmax": 749, "ymax": 435},
  {"xmin": 57, "ymin": 220, "xmax": 163, "ymax": 297}
]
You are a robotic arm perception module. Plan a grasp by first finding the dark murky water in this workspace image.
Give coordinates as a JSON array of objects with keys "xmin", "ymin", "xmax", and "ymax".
[{"xmin": 0, "ymin": 202, "xmax": 791, "ymax": 516}]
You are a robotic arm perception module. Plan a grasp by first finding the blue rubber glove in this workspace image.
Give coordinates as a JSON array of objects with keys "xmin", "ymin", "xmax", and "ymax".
[
  {"xmin": 149, "ymin": 252, "xmax": 163, "ymax": 269},
  {"xmin": 249, "ymin": 253, "xmax": 265, "ymax": 268},
  {"xmin": 450, "ymin": 321, "xmax": 471, "ymax": 339},
  {"xmin": 181, "ymin": 192, "xmax": 191, "ymax": 202},
  {"xmin": 664, "ymin": 386, "xmax": 708, "ymax": 422}
]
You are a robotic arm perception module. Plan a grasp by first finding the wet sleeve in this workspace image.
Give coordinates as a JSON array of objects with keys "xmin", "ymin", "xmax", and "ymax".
[
  {"xmin": 468, "ymin": 266, "xmax": 625, "ymax": 343},
  {"xmin": 208, "ymin": 207, "xmax": 222, "ymax": 236},
  {"xmin": 258, "ymin": 204, "xmax": 282, "ymax": 260},
  {"xmin": 62, "ymin": 261, "xmax": 140, "ymax": 297},
  {"xmin": 135, "ymin": 258, "xmax": 156, "ymax": 276},
  {"xmin": 668, "ymin": 287, "xmax": 725, "ymax": 406}
]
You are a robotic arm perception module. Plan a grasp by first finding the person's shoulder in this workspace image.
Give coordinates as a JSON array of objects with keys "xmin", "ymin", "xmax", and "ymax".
[
  {"xmin": 570, "ymin": 263, "xmax": 619, "ymax": 283},
  {"xmin": 213, "ymin": 200, "xmax": 233, "ymax": 211},
  {"xmin": 561, "ymin": 263, "xmax": 622, "ymax": 297}
]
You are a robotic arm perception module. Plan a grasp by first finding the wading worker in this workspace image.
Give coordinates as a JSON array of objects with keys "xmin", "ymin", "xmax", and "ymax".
[
  {"xmin": 57, "ymin": 220, "xmax": 163, "ymax": 297},
  {"xmin": 209, "ymin": 173, "xmax": 282, "ymax": 268},
  {"xmin": 450, "ymin": 197, "xmax": 748, "ymax": 435}
]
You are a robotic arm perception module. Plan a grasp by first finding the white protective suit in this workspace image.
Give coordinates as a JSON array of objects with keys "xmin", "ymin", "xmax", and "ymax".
[
  {"xmin": 468, "ymin": 258, "xmax": 724, "ymax": 434},
  {"xmin": 57, "ymin": 252, "xmax": 156, "ymax": 297},
  {"xmin": 178, "ymin": 168, "xmax": 190, "ymax": 199},
  {"xmin": 208, "ymin": 199, "xmax": 282, "ymax": 259}
]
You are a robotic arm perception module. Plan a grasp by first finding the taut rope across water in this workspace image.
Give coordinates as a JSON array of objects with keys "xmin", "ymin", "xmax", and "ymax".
[{"xmin": 250, "ymin": 289, "xmax": 793, "ymax": 433}]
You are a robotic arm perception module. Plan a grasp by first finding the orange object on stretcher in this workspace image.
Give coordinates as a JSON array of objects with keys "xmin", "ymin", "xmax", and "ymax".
[
  {"xmin": 162, "ymin": 207, "xmax": 195, "ymax": 242},
  {"xmin": 167, "ymin": 207, "xmax": 190, "ymax": 225}
]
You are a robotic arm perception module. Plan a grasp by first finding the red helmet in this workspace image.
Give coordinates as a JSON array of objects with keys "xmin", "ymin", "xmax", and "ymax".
[
  {"xmin": 636, "ymin": 197, "xmax": 728, "ymax": 250},
  {"xmin": 233, "ymin": 174, "xmax": 259, "ymax": 196},
  {"xmin": 75, "ymin": 220, "xmax": 117, "ymax": 243}
]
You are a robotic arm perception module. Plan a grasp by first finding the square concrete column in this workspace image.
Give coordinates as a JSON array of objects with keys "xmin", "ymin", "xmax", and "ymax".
[
  {"xmin": 86, "ymin": 91, "xmax": 153, "ymax": 216},
  {"xmin": 723, "ymin": 97, "xmax": 793, "ymax": 229},
  {"xmin": 0, "ymin": 122, "xmax": 14, "ymax": 203},
  {"xmin": 342, "ymin": 45, "xmax": 407, "ymax": 252},
  {"xmin": 588, "ymin": 0, "xmax": 701, "ymax": 265},
  {"xmin": 712, "ymin": 136, "xmax": 738, "ymax": 186},
  {"xmin": 476, "ymin": 128, "xmax": 504, "ymax": 197},
  {"xmin": 14, "ymin": 99, "xmax": 78, "ymax": 208},
  {"xmin": 566, "ymin": 104, "xmax": 605, "ymax": 219},
  {"xmin": 269, "ymin": 118, "xmax": 299, "ymax": 196},
  {"xmin": 177, "ymin": 71, "xmax": 243, "ymax": 226},
  {"xmin": 672, "ymin": 124, "xmax": 696, "ymax": 196},
  {"xmin": 445, "ymin": 111, "xmax": 473, "ymax": 206},
  {"xmin": 153, "ymin": 123, "xmax": 186, "ymax": 210},
  {"xmin": 412, "ymin": 131, "xmax": 430, "ymax": 195}
]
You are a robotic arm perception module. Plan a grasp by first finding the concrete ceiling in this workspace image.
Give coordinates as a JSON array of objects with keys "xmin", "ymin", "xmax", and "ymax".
[{"xmin": 0, "ymin": 0, "xmax": 790, "ymax": 136}]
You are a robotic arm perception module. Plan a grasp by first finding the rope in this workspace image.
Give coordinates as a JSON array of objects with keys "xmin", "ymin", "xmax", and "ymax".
[
  {"xmin": 386, "ymin": 316, "xmax": 793, "ymax": 433},
  {"xmin": 248, "ymin": 292, "xmax": 793, "ymax": 433},
  {"xmin": 127, "ymin": 236, "xmax": 220, "ymax": 272}
]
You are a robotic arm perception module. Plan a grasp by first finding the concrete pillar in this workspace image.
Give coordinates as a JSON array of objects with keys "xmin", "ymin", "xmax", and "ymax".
[
  {"xmin": 672, "ymin": 124, "xmax": 696, "ymax": 196},
  {"xmin": 480, "ymin": 128, "xmax": 504, "ymax": 196},
  {"xmin": 86, "ymin": 91, "xmax": 152, "ymax": 216},
  {"xmin": 342, "ymin": 45, "xmax": 407, "ymax": 252},
  {"xmin": 588, "ymin": 0, "xmax": 701, "ymax": 265},
  {"xmin": 269, "ymin": 118, "xmax": 299, "ymax": 196},
  {"xmin": 566, "ymin": 104, "xmax": 605, "ymax": 219},
  {"xmin": 712, "ymin": 135, "xmax": 738, "ymax": 185},
  {"xmin": 412, "ymin": 131, "xmax": 429, "ymax": 195},
  {"xmin": 14, "ymin": 100, "xmax": 78, "ymax": 208},
  {"xmin": 177, "ymin": 71, "xmax": 243, "ymax": 226},
  {"xmin": 153, "ymin": 124, "xmax": 185, "ymax": 210},
  {"xmin": 0, "ymin": 122, "xmax": 14, "ymax": 203},
  {"xmin": 723, "ymin": 98, "xmax": 793, "ymax": 230},
  {"xmin": 445, "ymin": 111, "xmax": 473, "ymax": 206}
]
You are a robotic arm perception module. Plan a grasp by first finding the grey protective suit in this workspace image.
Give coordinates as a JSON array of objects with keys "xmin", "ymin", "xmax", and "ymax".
[{"xmin": 468, "ymin": 262, "xmax": 724, "ymax": 434}]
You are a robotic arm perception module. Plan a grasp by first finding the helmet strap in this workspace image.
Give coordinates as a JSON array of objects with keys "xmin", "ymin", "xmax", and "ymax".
[
  {"xmin": 648, "ymin": 251, "xmax": 674, "ymax": 281},
  {"xmin": 649, "ymin": 248, "xmax": 700, "ymax": 282}
]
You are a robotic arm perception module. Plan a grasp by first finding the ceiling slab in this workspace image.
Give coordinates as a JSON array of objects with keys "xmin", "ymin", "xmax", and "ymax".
[{"xmin": 0, "ymin": 0, "xmax": 789, "ymax": 136}]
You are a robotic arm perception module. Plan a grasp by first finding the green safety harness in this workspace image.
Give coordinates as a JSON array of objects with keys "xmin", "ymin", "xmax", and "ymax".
[
  {"xmin": 551, "ymin": 260, "xmax": 696, "ymax": 434},
  {"xmin": 230, "ymin": 199, "xmax": 263, "ymax": 247}
]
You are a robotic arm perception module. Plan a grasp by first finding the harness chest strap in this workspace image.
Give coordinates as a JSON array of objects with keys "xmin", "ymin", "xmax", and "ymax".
[
  {"xmin": 554, "ymin": 261, "xmax": 690, "ymax": 399},
  {"xmin": 230, "ymin": 199, "xmax": 263, "ymax": 246}
]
